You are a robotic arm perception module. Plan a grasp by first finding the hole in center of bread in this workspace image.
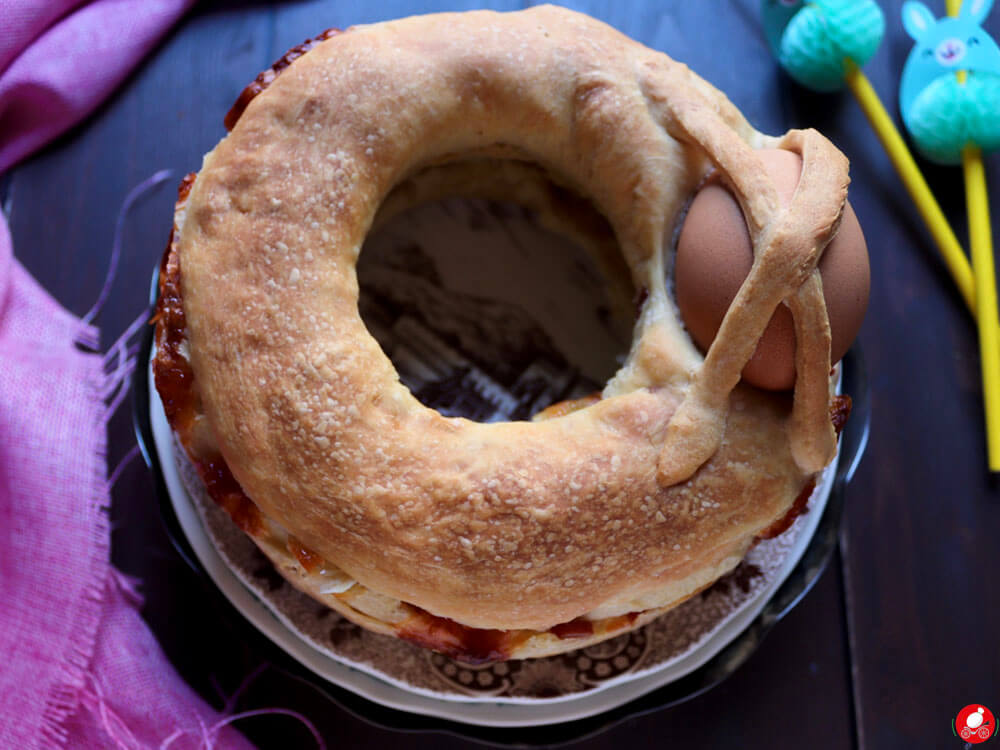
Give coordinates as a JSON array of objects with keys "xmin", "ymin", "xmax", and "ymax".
[{"xmin": 357, "ymin": 158, "xmax": 633, "ymax": 423}]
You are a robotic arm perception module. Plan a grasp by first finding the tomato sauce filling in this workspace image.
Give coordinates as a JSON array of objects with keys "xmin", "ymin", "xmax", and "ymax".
[
  {"xmin": 397, "ymin": 607, "xmax": 516, "ymax": 664},
  {"xmin": 397, "ymin": 607, "xmax": 641, "ymax": 663},
  {"xmin": 152, "ymin": 173, "xmax": 262, "ymax": 537},
  {"xmin": 287, "ymin": 535, "xmax": 324, "ymax": 574}
]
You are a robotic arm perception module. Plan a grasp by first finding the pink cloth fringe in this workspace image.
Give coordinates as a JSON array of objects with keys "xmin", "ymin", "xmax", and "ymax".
[
  {"xmin": 0, "ymin": 0, "xmax": 196, "ymax": 172},
  {"xmin": 0, "ymin": 2, "xmax": 305, "ymax": 747}
]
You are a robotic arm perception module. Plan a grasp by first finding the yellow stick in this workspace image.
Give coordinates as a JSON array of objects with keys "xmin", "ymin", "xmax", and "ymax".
[
  {"xmin": 843, "ymin": 59, "xmax": 975, "ymax": 313},
  {"xmin": 948, "ymin": 0, "xmax": 1000, "ymax": 469},
  {"xmin": 964, "ymin": 147, "xmax": 1000, "ymax": 469}
]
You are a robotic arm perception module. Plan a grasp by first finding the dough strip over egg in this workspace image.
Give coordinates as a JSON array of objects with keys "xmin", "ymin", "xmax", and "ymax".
[{"xmin": 653, "ymin": 108, "xmax": 848, "ymax": 484}]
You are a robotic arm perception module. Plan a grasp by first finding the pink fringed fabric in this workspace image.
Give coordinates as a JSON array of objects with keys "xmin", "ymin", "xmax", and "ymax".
[
  {"xmin": 0, "ymin": 0, "xmax": 197, "ymax": 172},
  {"xmin": 0, "ymin": 2, "xmax": 259, "ymax": 747}
]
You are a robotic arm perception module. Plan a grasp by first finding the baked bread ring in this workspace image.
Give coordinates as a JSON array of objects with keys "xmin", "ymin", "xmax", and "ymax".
[{"xmin": 154, "ymin": 5, "xmax": 852, "ymax": 661}]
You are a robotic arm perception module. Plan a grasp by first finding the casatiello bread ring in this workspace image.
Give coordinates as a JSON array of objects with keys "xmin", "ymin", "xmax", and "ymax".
[{"xmin": 154, "ymin": 5, "xmax": 853, "ymax": 661}]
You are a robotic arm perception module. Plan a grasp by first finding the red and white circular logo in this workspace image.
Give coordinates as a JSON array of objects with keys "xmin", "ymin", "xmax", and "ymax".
[{"xmin": 955, "ymin": 704, "xmax": 996, "ymax": 743}]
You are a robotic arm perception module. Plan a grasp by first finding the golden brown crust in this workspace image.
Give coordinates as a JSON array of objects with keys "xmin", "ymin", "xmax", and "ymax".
[{"xmin": 156, "ymin": 6, "xmax": 849, "ymax": 640}]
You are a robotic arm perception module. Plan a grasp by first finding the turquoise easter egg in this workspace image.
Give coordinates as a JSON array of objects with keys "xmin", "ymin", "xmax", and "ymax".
[
  {"xmin": 906, "ymin": 73, "xmax": 1000, "ymax": 163},
  {"xmin": 779, "ymin": 0, "xmax": 886, "ymax": 91}
]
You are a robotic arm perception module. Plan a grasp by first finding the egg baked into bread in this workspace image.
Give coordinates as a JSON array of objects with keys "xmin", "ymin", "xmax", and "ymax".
[{"xmin": 153, "ymin": 5, "xmax": 856, "ymax": 661}]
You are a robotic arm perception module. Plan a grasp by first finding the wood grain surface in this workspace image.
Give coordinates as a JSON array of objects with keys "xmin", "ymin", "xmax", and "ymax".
[{"xmin": 6, "ymin": 1, "xmax": 998, "ymax": 748}]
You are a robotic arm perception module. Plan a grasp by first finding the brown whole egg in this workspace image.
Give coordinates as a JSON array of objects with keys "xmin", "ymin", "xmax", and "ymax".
[{"xmin": 673, "ymin": 148, "xmax": 869, "ymax": 390}]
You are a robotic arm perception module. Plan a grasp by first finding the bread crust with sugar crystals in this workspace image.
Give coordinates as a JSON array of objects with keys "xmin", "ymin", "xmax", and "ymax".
[{"xmin": 160, "ymin": 5, "xmax": 849, "ymax": 643}]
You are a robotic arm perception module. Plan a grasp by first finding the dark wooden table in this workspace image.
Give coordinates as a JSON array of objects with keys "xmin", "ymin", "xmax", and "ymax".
[{"xmin": 5, "ymin": 1, "xmax": 999, "ymax": 748}]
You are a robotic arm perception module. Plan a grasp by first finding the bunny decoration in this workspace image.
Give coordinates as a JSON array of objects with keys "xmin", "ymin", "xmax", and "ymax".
[
  {"xmin": 900, "ymin": 0, "xmax": 1000, "ymax": 163},
  {"xmin": 762, "ymin": 0, "xmax": 885, "ymax": 91}
]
